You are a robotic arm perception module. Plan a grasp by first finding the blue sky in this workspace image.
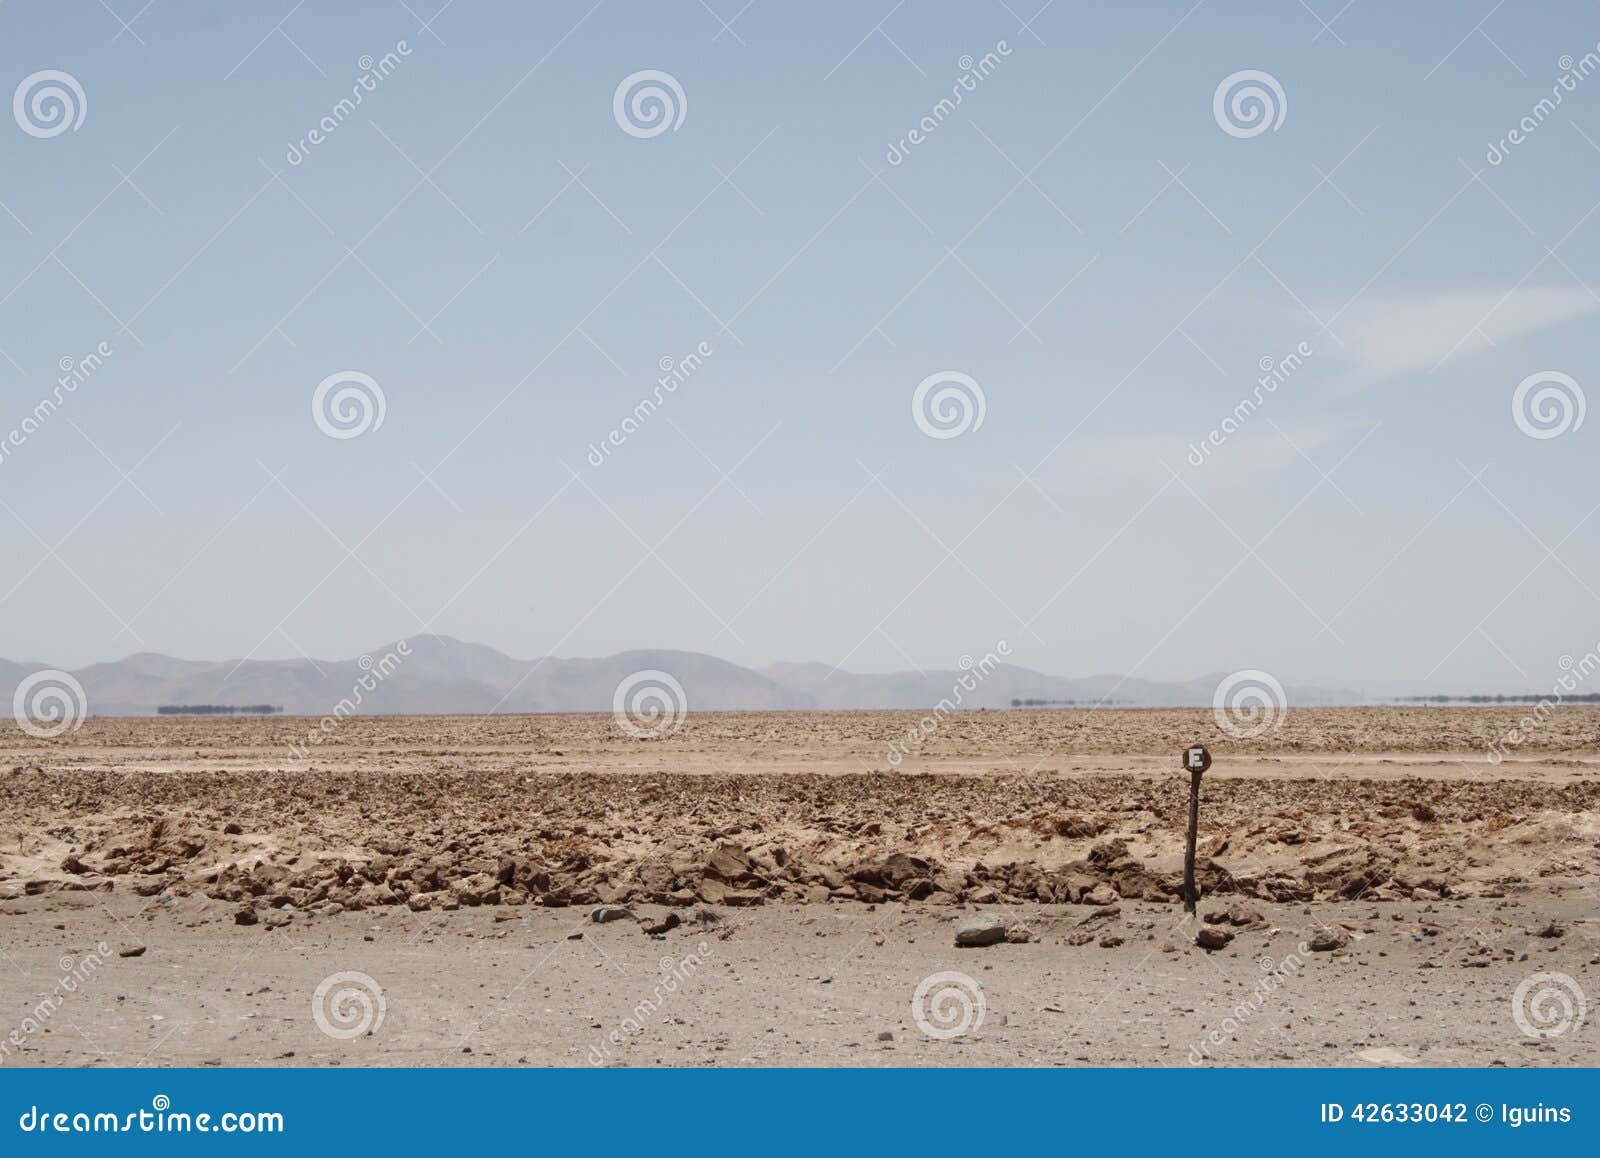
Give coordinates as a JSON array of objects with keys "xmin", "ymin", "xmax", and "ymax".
[{"xmin": 2, "ymin": 0, "xmax": 1598, "ymax": 694}]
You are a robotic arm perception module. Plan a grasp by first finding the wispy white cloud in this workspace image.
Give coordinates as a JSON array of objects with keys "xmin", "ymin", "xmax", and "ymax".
[{"xmin": 1333, "ymin": 285, "xmax": 1599, "ymax": 382}]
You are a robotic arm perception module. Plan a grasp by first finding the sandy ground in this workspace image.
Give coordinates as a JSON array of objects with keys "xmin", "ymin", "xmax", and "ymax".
[
  {"xmin": 2, "ymin": 709, "xmax": 1598, "ymax": 1067},
  {"xmin": 2, "ymin": 895, "xmax": 1596, "ymax": 1067}
]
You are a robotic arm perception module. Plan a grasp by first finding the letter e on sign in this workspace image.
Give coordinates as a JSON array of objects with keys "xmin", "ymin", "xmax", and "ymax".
[{"xmin": 1184, "ymin": 745, "xmax": 1211, "ymax": 774}]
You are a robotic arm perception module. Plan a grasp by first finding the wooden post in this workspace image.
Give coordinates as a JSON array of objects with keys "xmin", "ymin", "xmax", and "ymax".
[{"xmin": 1181, "ymin": 745, "xmax": 1210, "ymax": 915}]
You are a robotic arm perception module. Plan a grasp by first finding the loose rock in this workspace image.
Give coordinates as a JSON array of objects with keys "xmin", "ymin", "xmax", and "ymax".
[
  {"xmin": 643, "ymin": 912, "xmax": 681, "ymax": 936},
  {"xmin": 1308, "ymin": 928, "xmax": 1349, "ymax": 952},
  {"xmin": 955, "ymin": 915, "xmax": 1007, "ymax": 948}
]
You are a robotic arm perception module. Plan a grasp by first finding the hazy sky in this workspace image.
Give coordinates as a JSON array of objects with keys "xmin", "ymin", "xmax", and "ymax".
[{"xmin": 2, "ymin": 0, "xmax": 1597, "ymax": 694}]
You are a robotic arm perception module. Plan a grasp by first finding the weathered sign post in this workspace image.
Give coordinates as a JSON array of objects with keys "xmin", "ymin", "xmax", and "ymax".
[{"xmin": 1181, "ymin": 744, "xmax": 1211, "ymax": 914}]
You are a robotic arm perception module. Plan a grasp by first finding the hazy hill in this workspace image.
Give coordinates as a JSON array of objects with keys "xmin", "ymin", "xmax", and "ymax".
[{"xmin": 3, "ymin": 635, "xmax": 1363, "ymax": 716}]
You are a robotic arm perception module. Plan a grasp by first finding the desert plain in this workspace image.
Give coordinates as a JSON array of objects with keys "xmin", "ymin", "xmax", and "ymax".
[{"xmin": 1, "ymin": 708, "xmax": 1597, "ymax": 1067}]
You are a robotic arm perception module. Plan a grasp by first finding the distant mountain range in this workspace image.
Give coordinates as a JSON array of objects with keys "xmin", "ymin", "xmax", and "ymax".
[{"xmin": 1, "ymin": 636, "xmax": 1367, "ymax": 717}]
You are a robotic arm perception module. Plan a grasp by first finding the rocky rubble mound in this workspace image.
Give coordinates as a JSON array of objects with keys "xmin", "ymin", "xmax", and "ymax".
[{"xmin": 4, "ymin": 767, "xmax": 1597, "ymax": 918}]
